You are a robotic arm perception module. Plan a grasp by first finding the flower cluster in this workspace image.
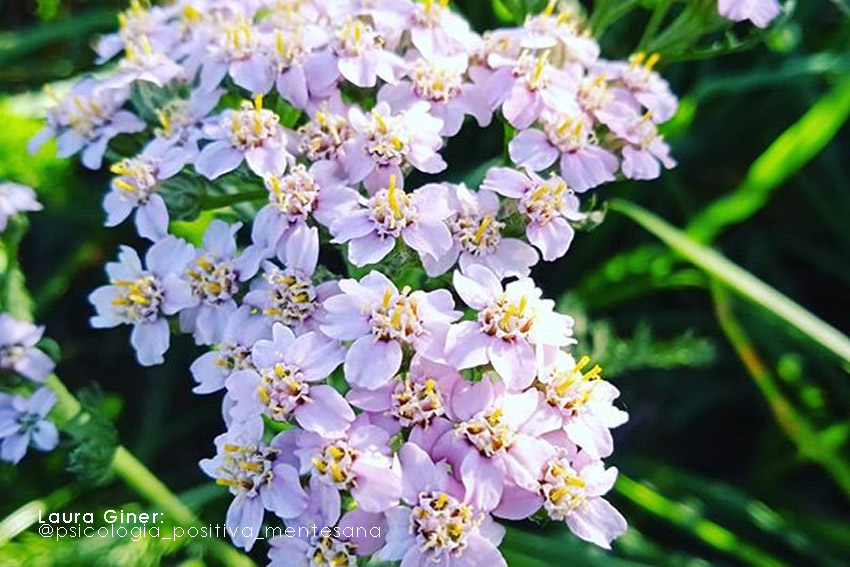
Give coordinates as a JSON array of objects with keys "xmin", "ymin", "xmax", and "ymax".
[
  {"xmin": 0, "ymin": 185, "xmax": 59, "ymax": 465},
  {"xmin": 30, "ymin": 0, "xmax": 779, "ymax": 563}
]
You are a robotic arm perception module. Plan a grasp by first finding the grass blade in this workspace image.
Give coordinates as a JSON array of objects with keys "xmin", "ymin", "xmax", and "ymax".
[{"xmin": 609, "ymin": 198, "xmax": 850, "ymax": 367}]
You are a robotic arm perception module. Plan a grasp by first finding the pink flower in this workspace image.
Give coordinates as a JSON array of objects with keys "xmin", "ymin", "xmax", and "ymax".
[
  {"xmin": 612, "ymin": 112, "xmax": 676, "ymax": 180},
  {"xmin": 330, "ymin": 175, "xmax": 453, "ymax": 267},
  {"xmin": 378, "ymin": 53, "xmax": 492, "ymax": 136},
  {"xmin": 407, "ymin": 0, "xmax": 481, "ymax": 59},
  {"xmin": 497, "ymin": 449, "xmax": 627, "ymax": 549},
  {"xmin": 508, "ymin": 111, "xmax": 619, "ymax": 192},
  {"xmin": 292, "ymin": 416, "xmax": 402, "ymax": 512},
  {"xmin": 346, "ymin": 353, "xmax": 461, "ymax": 437},
  {"xmin": 341, "ymin": 101, "xmax": 446, "ymax": 190},
  {"xmin": 179, "ymin": 220, "xmax": 257, "ymax": 345},
  {"xmin": 200, "ymin": 16, "xmax": 276, "ymax": 95},
  {"xmin": 321, "ymin": 271, "xmax": 460, "ymax": 390},
  {"xmin": 445, "ymin": 265, "xmax": 575, "ymax": 390},
  {"xmin": 376, "ymin": 442, "xmax": 507, "ymax": 567},
  {"xmin": 195, "ymin": 96, "xmax": 292, "ymax": 180},
  {"xmin": 485, "ymin": 50, "xmax": 579, "ymax": 129},
  {"xmin": 199, "ymin": 423, "xmax": 308, "ymax": 551},
  {"xmin": 718, "ymin": 0, "xmax": 781, "ymax": 28},
  {"xmin": 104, "ymin": 143, "xmax": 193, "ymax": 241},
  {"xmin": 535, "ymin": 352, "xmax": 628, "ymax": 459},
  {"xmin": 482, "ymin": 167, "xmax": 583, "ymax": 261},
  {"xmin": 422, "ymin": 183, "xmax": 539, "ymax": 278},
  {"xmin": 226, "ymin": 323, "xmax": 354, "ymax": 438},
  {"xmin": 242, "ymin": 161, "xmax": 358, "ymax": 270},
  {"xmin": 424, "ymin": 376, "xmax": 559, "ymax": 512},
  {"xmin": 266, "ymin": 23, "xmax": 339, "ymax": 109},
  {"xmin": 244, "ymin": 225, "xmax": 337, "ymax": 333},
  {"xmin": 331, "ymin": 18, "xmax": 406, "ymax": 88},
  {"xmin": 595, "ymin": 53, "xmax": 678, "ymax": 123}
]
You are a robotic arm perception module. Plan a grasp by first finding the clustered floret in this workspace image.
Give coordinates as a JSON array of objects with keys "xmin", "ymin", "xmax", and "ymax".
[{"xmin": 26, "ymin": 0, "xmax": 780, "ymax": 563}]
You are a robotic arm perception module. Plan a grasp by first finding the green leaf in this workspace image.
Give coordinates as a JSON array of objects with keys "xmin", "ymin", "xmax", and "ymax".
[
  {"xmin": 609, "ymin": 198, "xmax": 850, "ymax": 367},
  {"xmin": 687, "ymin": 78, "xmax": 850, "ymax": 243}
]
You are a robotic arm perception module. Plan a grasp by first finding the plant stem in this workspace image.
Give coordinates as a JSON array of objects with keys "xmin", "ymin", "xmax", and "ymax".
[
  {"xmin": 609, "ymin": 198, "xmax": 850, "ymax": 367},
  {"xmin": 615, "ymin": 474, "xmax": 789, "ymax": 567},
  {"xmin": 0, "ymin": 485, "xmax": 77, "ymax": 547},
  {"xmin": 45, "ymin": 375, "xmax": 254, "ymax": 567},
  {"xmin": 710, "ymin": 283, "xmax": 850, "ymax": 499},
  {"xmin": 200, "ymin": 190, "xmax": 267, "ymax": 210}
]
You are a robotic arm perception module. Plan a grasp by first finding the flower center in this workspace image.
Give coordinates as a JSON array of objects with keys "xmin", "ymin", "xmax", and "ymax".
[
  {"xmin": 411, "ymin": 60, "xmax": 463, "ymax": 103},
  {"xmin": 215, "ymin": 442, "xmax": 278, "ymax": 498},
  {"xmin": 541, "ymin": 458, "xmax": 587, "ymax": 520},
  {"xmin": 226, "ymin": 97, "xmax": 280, "ymax": 151},
  {"xmin": 364, "ymin": 110, "xmax": 410, "ymax": 165},
  {"xmin": 392, "ymin": 377, "xmax": 444, "ymax": 427},
  {"xmin": 410, "ymin": 491, "xmax": 479, "ymax": 559},
  {"xmin": 449, "ymin": 213, "xmax": 503, "ymax": 256},
  {"xmin": 579, "ymin": 74, "xmax": 612, "ymax": 112},
  {"xmin": 214, "ymin": 341, "xmax": 254, "ymax": 373},
  {"xmin": 625, "ymin": 51, "xmax": 661, "ymax": 90},
  {"xmin": 266, "ymin": 164, "xmax": 319, "ymax": 223},
  {"xmin": 478, "ymin": 294, "xmax": 533, "ymax": 342},
  {"xmin": 272, "ymin": 29, "xmax": 308, "ymax": 66},
  {"xmin": 111, "ymin": 275, "xmax": 163, "ymax": 323},
  {"xmin": 369, "ymin": 286, "xmax": 423, "ymax": 343},
  {"xmin": 368, "ymin": 175, "xmax": 417, "ymax": 238},
  {"xmin": 307, "ymin": 537, "xmax": 357, "ymax": 567},
  {"xmin": 16, "ymin": 411, "xmax": 42, "ymax": 433},
  {"xmin": 519, "ymin": 176, "xmax": 568, "ymax": 225},
  {"xmin": 456, "ymin": 407, "xmax": 517, "ymax": 457},
  {"xmin": 67, "ymin": 95, "xmax": 109, "ymax": 138},
  {"xmin": 257, "ymin": 362, "xmax": 309, "ymax": 421},
  {"xmin": 311, "ymin": 441, "xmax": 359, "ymax": 489},
  {"xmin": 543, "ymin": 113, "xmax": 595, "ymax": 153},
  {"xmin": 414, "ymin": 0, "xmax": 450, "ymax": 27},
  {"xmin": 0, "ymin": 344, "xmax": 25, "ymax": 370},
  {"xmin": 298, "ymin": 106, "xmax": 354, "ymax": 161},
  {"xmin": 110, "ymin": 157, "xmax": 159, "ymax": 202},
  {"xmin": 261, "ymin": 267, "xmax": 318, "ymax": 326},
  {"xmin": 185, "ymin": 255, "xmax": 239, "ymax": 305},
  {"xmin": 154, "ymin": 99, "xmax": 192, "ymax": 139},
  {"xmin": 336, "ymin": 18, "xmax": 380, "ymax": 57},
  {"xmin": 218, "ymin": 18, "xmax": 259, "ymax": 60},
  {"xmin": 540, "ymin": 355, "xmax": 602, "ymax": 414},
  {"xmin": 516, "ymin": 51, "xmax": 551, "ymax": 91},
  {"xmin": 634, "ymin": 112, "xmax": 660, "ymax": 150}
]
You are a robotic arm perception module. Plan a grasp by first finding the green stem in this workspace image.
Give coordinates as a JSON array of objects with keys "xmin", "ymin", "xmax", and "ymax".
[
  {"xmin": 0, "ymin": 485, "xmax": 77, "ymax": 547},
  {"xmin": 710, "ymin": 283, "xmax": 850, "ymax": 499},
  {"xmin": 615, "ymin": 474, "xmax": 789, "ymax": 567},
  {"xmin": 609, "ymin": 198, "xmax": 850, "ymax": 367},
  {"xmin": 200, "ymin": 190, "xmax": 267, "ymax": 210},
  {"xmin": 45, "ymin": 376, "xmax": 254, "ymax": 567}
]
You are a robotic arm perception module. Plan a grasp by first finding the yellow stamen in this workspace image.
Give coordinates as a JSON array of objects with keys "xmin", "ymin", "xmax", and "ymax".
[
  {"xmin": 645, "ymin": 53, "xmax": 661, "ymax": 70},
  {"xmin": 113, "ymin": 179, "xmax": 136, "ymax": 193},
  {"xmin": 543, "ymin": 0, "xmax": 557, "ymax": 16},
  {"xmin": 474, "ymin": 216, "xmax": 493, "ymax": 245},
  {"xmin": 387, "ymin": 174, "xmax": 402, "ymax": 219}
]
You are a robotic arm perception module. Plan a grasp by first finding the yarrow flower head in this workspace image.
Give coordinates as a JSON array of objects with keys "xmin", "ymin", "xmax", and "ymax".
[{"xmin": 26, "ymin": 0, "xmax": 712, "ymax": 559}]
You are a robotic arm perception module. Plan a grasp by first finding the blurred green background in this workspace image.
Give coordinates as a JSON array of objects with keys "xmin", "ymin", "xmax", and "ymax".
[{"xmin": 1, "ymin": 1, "xmax": 850, "ymax": 566}]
